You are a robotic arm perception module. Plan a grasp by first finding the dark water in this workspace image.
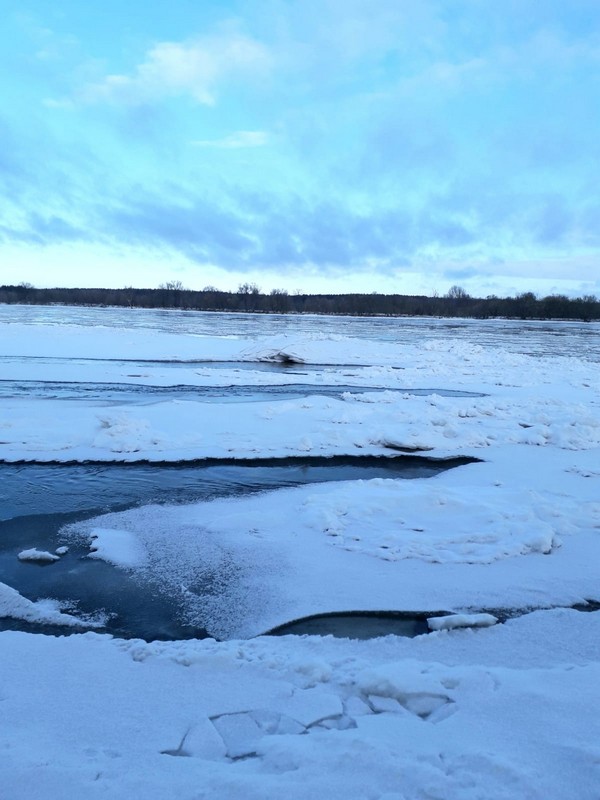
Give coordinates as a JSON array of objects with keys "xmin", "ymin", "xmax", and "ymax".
[
  {"xmin": 0, "ymin": 379, "xmax": 485, "ymax": 405},
  {"xmin": 264, "ymin": 611, "xmax": 434, "ymax": 639},
  {"xmin": 0, "ymin": 456, "xmax": 475, "ymax": 518},
  {"xmin": 0, "ymin": 455, "xmax": 475, "ymax": 640}
]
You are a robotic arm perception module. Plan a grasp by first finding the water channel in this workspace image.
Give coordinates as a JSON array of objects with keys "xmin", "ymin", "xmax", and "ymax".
[{"xmin": 0, "ymin": 455, "xmax": 475, "ymax": 640}]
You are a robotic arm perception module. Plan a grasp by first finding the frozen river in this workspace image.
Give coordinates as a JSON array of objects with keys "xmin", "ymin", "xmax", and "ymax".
[
  {"xmin": 0, "ymin": 304, "xmax": 599, "ymax": 640},
  {"xmin": 2, "ymin": 303, "xmax": 600, "ymax": 360},
  {"xmin": 1, "ymin": 304, "xmax": 599, "ymax": 799},
  {"xmin": 2, "ymin": 305, "xmax": 496, "ymax": 638}
]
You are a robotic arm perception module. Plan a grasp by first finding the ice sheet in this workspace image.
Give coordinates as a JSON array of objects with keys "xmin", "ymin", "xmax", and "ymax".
[{"xmin": 1, "ymin": 313, "xmax": 599, "ymax": 799}]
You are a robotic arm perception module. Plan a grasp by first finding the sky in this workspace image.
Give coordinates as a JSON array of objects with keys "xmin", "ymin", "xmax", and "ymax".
[{"xmin": 1, "ymin": 1, "xmax": 600, "ymax": 298}]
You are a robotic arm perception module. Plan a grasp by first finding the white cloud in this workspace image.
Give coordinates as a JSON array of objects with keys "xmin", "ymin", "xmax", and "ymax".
[
  {"xmin": 80, "ymin": 32, "xmax": 271, "ymax": 106},
  {"xmin": 190, "ymin": 131, "xmax": 269, "ymax": 148}
]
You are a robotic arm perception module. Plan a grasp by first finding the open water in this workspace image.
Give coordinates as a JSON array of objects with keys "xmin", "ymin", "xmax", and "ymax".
[{"xmin": 1, "ymin": 305, "xmax": 598, "ymax": 639}]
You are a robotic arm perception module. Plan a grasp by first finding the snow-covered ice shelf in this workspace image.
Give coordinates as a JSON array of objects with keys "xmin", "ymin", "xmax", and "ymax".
[
  {"xmin": 1, "ymin": 311, "xmax": 599, "ymax": 799},
  {"xmin": 1, "ymin": 609, "xmax": 599, "ymax": 799}
]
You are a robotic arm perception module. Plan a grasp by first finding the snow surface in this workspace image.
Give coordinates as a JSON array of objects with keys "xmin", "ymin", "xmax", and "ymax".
[
  {"xmin": 0, "ymin": 610, "xmax": 599, "ymax": 799},
  {"xmin": 1, "ymin": 313, "xmax": 599, "ymax": 798},
  {"xmin": 61, "ymin": 452, "xmax": 600, "ymax": 640},
  {"xmin": 88, "ymin": 527, "xmax": 148, "ymax": 569},
  {"xmin": 0, "ymin": 324, "xmax": 598, "ymax": 461},
  {"xmin": 427, "ymin": 613, "xmax": 498, "ymax": 631},
  {"xmin": 17, "ymin": 548, "xmax": 60, "ymax": 563},
  {"xmin": 0, "ymin": 580, "xmax": 101, "ymax": 628}
]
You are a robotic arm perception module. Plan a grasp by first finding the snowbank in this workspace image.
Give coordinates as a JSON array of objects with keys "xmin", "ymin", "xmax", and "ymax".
[{"xmin": 0, "ymin": 609, "xmax": 598, "ymax": 799}]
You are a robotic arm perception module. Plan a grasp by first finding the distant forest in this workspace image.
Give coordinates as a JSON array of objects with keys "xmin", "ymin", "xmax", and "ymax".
[{"xmin": 1, "ymin": 282, "xmax": 599, "ymax": 321}]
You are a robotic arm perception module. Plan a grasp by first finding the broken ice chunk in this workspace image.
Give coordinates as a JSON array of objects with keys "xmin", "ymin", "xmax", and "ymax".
[
  {"xmin": 17, "ymin": 548, "xmax": 60, "ymax": 564},
  {"xmin": 427, "ymin": 613, "xmax": 498, "ymax": 631}
]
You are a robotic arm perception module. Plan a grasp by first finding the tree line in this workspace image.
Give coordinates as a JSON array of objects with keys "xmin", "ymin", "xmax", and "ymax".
[{"xmin": 1, "ymin": 282, "xmax": 599, "ymax": 321}]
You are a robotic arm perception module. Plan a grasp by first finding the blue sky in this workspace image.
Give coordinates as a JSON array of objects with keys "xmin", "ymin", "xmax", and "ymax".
[{"xmin": 1, "ymin": 1, "xmax": 600, "ymax": 297}]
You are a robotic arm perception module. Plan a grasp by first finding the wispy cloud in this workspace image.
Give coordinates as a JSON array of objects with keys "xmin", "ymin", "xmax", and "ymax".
[
  {"xmin": 190, "ymin": 130, "xmax": 269, "ymax": 149},
  {"xmin": 80, "ymin": 32, "xmax": 271, "ymax": 107}
]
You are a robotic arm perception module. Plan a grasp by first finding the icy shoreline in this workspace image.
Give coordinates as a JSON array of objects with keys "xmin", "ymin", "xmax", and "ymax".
[
  {"xmin": 1, "ymin": 609, "xmax": 599, "ymax": 799},
  {"xmin": 1, "ymin": 317, "xmax": 599, "ymax": 798}
]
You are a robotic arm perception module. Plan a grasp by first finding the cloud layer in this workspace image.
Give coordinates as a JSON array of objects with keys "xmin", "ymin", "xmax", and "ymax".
[{"xmin": 1, "ymin": 1, "xmax": 599, "ymax": 295}]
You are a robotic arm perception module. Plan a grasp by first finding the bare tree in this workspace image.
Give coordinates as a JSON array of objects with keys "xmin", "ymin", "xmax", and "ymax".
[
  {"xmin": 237, "ymin": 282, "xmax": 261, "ymax": 295},
  {"xmin": 445, "ymin": 285, "xmax": 470, "ymax": 299},
  {"xmin": 158, "ymin": 280, "xmax": 186, "ymax": 291}
]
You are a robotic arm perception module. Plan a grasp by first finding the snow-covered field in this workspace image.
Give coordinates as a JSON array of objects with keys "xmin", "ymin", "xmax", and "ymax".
[{"xmin": 1, "ymin": 308, "xmax": 599, "ymax": 798}]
